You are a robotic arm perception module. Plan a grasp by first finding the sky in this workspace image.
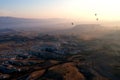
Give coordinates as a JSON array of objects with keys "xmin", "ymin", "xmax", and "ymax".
[{"xmin": 0, "ymin": 0, "xmax": 120, "ymax": 22}]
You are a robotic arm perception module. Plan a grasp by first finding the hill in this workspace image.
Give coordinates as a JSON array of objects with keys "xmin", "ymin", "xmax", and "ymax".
[{"xmin": 0, "ymin": 16, "xmax": 72, "ymax": 32}]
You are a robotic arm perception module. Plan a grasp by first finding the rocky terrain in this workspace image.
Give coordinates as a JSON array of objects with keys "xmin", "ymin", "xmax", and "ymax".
[
  {"xmin": 0, "ymin": 19, "xmax": 120, "ymax": 80},
  {"xmin": 0, "ymin": 28, "xmax": 119, "ymax": 80}
]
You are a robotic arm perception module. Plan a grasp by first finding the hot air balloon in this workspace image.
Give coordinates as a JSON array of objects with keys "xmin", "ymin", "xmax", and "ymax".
[
  {"xmin": 95, "ymin": 13, "xmax": 97, "ymax": 16},
  {"xmin": 94, "ymin": 13, "xmax": 99, "ymax": 21},
  {"xmin": 96, "ymin": 18, "xmax": 99, "ymax": 21},
  {"xmin": 71, "ymin": 22, "xmax": 74, "ymax": 25}
]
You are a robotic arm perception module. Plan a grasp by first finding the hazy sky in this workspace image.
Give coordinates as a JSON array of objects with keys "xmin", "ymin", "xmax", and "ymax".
[{"xmin": 0, "ymin": 0, "xmax": 120, "ymax": 22}]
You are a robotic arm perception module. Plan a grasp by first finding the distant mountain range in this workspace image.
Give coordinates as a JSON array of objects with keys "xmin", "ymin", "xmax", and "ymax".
[
  {"xmin": 0, "ymin": 16, "xmax": 115, "ymax": 38},
  {"xmin": 0, "ymin": 16, "xmax": 72, "ymax": 31},
  {"xmin": 50, "ymin": 24, "xmax": 113, "ymax": 40}
]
